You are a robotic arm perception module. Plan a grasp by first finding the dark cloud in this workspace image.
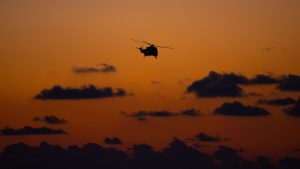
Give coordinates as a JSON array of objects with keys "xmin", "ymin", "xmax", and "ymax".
[
  {"xmin": 0, "ymin": 126, "xmax": 67, "ymax": 136},
  {"xmin": 186, "ymin": 72, "xmax": 300, "ymax": 98},
  {"xmin": 248, "ymin": 74, "xmax": 279, "ymax": 85},
  {"xmin": 277, "ymin": 74, "xmax": 300, "ymax": 91},
  {"xmin": 130, "ymin": 110, "xmax": 174, "ymax": 119},
  {"xmin": 162, "ymin": 138, "xmax": 213, "ymax": 168},
  {"xmin": 72, "ymin": 64, "xmax": 116, "ymax": 74},
  {"xmin": 181, "ymin": 109, "xmax": 201, "ymax": 116},
  {"xmin": 123, "ymin": 109, "xmax": 201, "ymax": 121},
  {"xmin": 35, "ymin": 85, "xmax": 128, "ymax": 100},
  {"xmin": 279, "ymin": 157, "xmax": 300, "ymax": 169},
  {"xmin": 33, "ymin": 115, "xmax": 66, "ymax": 124},
  {"xmin": 214, "ymin": 101, "xmax": 270, "ymax": 116},
  {"xmin": 187, "ymin": 72, "xmax": 300, "ymax": 98},
  {"xmin": 186, "ymin": 71, "xmax": 247, "ymax": 98},
  {"xmin": 104, "ymin": 137, "xmax": 122, "ymax": 145},
  {"xmin": 1, "ymin": 139, "xmax": 300, "ymax": 169},
  {"xmin": 286, "ymin": 98, "xmax": 300, "ymax": 117},
  {"xmin": 256, "ymin": 156, "xmax": 275, "ymax": 169},
  {"xmin": 214, "ymin": 145, "xmax": 244, "ymax": 161},
  {"xmin": 257, "ymin": 97, "xmax": 297, "ymax": 106},
  {"xmin": 130, "ymin": 143, "xmax": 156, "ymax": 157},
  {"xmin": 195, "ymin": 132, "xmax": 220, "ymax": 142},
  {"xmin": 217, "ymin": 145, "xmax": 243, "ymax": 153}
]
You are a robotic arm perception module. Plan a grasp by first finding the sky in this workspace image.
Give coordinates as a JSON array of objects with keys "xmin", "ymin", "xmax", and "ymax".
[{"xmin": 1, "ymin": 0, "xmax": 300, "ymax": 163}]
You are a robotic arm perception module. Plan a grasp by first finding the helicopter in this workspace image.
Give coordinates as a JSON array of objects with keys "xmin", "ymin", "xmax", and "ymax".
[{"xmin": 130, "ymin": 39, "xmax": 173, "ymax": 59}]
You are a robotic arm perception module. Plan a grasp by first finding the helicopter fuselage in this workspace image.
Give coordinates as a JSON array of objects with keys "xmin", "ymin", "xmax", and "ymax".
[{"xmin": 138, "ymin": 45, "xmax": 158, "ymax": 58}]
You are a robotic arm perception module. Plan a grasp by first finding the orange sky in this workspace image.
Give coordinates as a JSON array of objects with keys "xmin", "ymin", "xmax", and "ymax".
[{"xmin": 0, "ymin": 0, "xmax": 300, "ymax": 159}]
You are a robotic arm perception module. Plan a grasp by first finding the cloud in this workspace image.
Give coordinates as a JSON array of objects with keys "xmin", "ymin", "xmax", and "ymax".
[
  {"xmin": 129, "ymin": 110, "xmax": 174, "ymax": 119},
  {"xmin": 0, "ymin": 126, "xmax": 67, "ymax": 136},
  {"xmin": 186, "ymin": 72, "xmax": 300, "ymax": 98},
  {"xmin": 187, "ymin": 71, "xmax": 247, "ymax": 98},
  {"xmin": 104, "ymin": 137, "xmax": 122, "ymax": 145},
  {"xmin": 257, "ymin": 98, "xmax": 297, "ymax": 106},
  {"xmin": 72, "ymin": 64, "xmax": 116, "ymax": 74},
  {"xmin": 162, "ymin": 138, "xmax": 212, "ymax": 164},
  {"xmin": 35, "ymin": 85, "xmax": 128, "ymax": 100},
  {"xmin": 181, "ymin": 109, "xmax": 201, "ymax": 116},
  {"xmin": 279, "ymin": 157, "xmax": 300, "ymax": 169},
  {"xmin": 256, "ymin": 156, "xmax": 275, "ymax": 169},
  {"xmin": 214, "ymin": 101, "xmax": 270, "ymax": 116},
  {"xmin": 33, "ymin": 115, "xmax": 67, "ymax": 124},
  {"xmin": 1, "ymin": 139, "xmax": 300, "ymax": 169},
  {"xmin": 285, "ymin": 98, "xmax": 300, "ymax": 117},
  {"xmin": 214, "ymin": 145, "xmax": 244, "ymax": 160},
  {"xmin": 123, "ymin": 108, "xmax": 201, "ymax": 121},
  {"xmin": 277, "ymin": 74, "xmax": 300, "ymax": 91},
  {"xmin": 218, "ymin": 145, "xmax": 243, "ymax": 153},
  {"xmin": 195, "ymin": 132, "xmax": 220, "ymax": 142},
  {"xmin": 248, "ymin": 74, "xmax": 279, "ymax": 85},
  {"xmin": 130, "ymin": 143, "xmax": 156, "ymax": 157}
]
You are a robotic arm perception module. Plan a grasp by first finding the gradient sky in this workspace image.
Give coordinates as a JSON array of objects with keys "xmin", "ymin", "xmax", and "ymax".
[{"xmin": 1, "ymin": 0, "xmax": 300, "ymax": 160}]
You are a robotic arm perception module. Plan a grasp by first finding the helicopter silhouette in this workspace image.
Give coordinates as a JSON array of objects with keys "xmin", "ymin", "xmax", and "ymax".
[{"xmin": 131, "ymin": 39, "xmax": 173, "ymax": 59}]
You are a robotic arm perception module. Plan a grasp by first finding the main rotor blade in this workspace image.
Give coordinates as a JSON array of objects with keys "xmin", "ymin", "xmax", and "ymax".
[
  {"xmin": 130, "ymin": 39, "xmax": 149, "ymax": 45},
  {"xmin": 131, "ymin": 39, "xmax": 173, "ymax": 49},
  {"xmin": 142, "ymin": 41, "xmax": 152, "ymax": 45},
  {"xmin": 156, "ymin": 45, "xmax": 174, "ymax": 49}
]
